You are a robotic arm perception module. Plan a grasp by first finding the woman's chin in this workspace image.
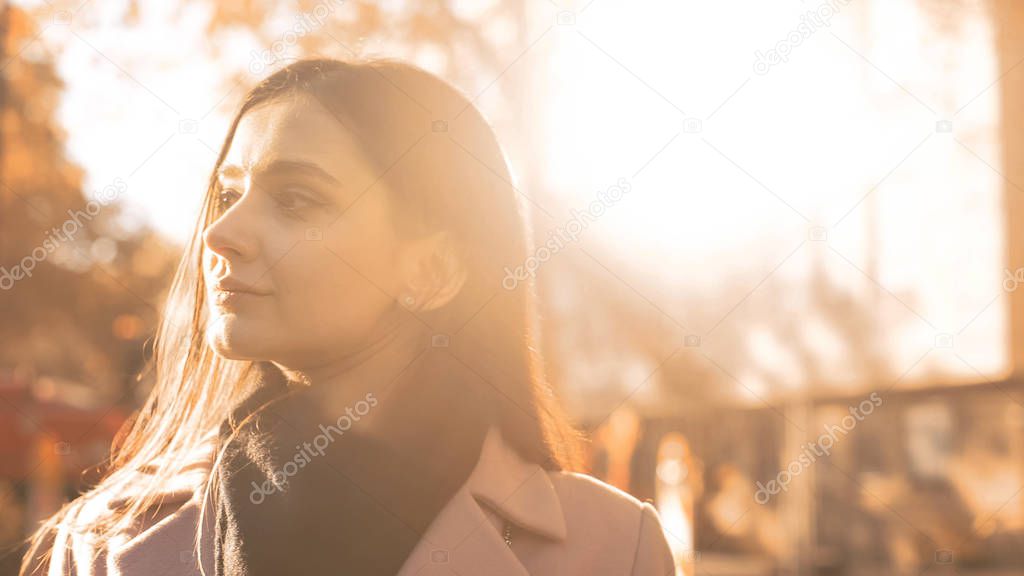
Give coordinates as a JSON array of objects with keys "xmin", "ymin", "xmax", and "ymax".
[{"xmin": 206, "ymin": 315, "xmax": 269, "ymax": 360}]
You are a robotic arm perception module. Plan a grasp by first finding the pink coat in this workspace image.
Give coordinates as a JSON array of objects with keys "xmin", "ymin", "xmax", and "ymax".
[{"xmin": 37, "ymin": 426, "xmax": 678, "ymax": 575}]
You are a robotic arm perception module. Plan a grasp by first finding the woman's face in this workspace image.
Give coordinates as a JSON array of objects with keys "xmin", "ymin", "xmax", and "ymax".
[{"xmin": 202, "ymin": 93, "xmax": 411, "ymax": 367}]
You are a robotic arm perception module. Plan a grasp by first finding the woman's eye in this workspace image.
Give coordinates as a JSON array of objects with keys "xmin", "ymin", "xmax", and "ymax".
[
  {"xmin": 216, "ymin": 188, "xmax": 239, "ymax": 212},
  {"xmin": 274, "ymin": 188, "xmax": 319, "ymax": 214}
]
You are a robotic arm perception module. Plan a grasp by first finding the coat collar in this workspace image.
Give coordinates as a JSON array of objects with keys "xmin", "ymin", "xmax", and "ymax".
[
  {"xmin": 395, "ymin": 425, "xmax": 566, "ymax": 576},
  {"xmin": 465, "ymin": 425, "xmax": 566, "ymax": 541}
]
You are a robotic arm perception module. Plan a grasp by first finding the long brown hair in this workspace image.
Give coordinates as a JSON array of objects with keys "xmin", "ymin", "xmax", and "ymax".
[{"xmin": 21, "ymin": 57, "xmax": 583, "ymax": 575}]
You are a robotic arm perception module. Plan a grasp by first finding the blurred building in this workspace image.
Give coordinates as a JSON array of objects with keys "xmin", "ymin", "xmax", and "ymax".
[{"xmin": 0, "ymin": 371, "xmax": 127, "ymax": 572}]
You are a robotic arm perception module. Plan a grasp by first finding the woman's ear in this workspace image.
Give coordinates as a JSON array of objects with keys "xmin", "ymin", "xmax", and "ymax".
[{"xmin": 396, "ymin": 230, "xmax": 467, "ymax": 312}]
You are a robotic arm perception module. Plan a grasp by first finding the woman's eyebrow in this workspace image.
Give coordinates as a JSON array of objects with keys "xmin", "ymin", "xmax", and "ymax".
[{"xmin": 217, "ymin": 160, "xmax": 342, "ymax": 187}]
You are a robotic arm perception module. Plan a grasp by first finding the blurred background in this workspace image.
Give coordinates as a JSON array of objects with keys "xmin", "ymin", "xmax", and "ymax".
[{"xmin": 1, "ymin": 0, "xmax": 1023, "ymax": 574}]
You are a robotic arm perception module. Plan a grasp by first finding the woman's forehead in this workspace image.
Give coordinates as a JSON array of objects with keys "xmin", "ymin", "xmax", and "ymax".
[{"xmin": 225, "ymin": 96, "xmax": 364, "ymax": 180}]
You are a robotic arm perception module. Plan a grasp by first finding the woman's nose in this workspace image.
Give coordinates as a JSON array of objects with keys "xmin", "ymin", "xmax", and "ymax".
[{"xmin": 203, "ymin": 191, "xmax": 259, "ymax": 263}]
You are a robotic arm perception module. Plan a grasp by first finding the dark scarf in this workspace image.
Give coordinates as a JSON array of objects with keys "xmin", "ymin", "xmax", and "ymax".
[{"xmin": 212, "ymin": 348, "xmax": 495, "ymax": 575}]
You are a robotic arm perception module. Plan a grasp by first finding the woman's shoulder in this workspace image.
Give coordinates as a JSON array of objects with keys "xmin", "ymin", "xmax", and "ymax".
[
  {"xmin": 545, "ymin": 470, "xmax": 677, "ymax": 574},
  {"xmin": 27, "ymin": 434, "xmax": 219, "ymax": 575},
  {"xmin": 547, "ymin": 469, "xmax": 651, "ymax": 518}
]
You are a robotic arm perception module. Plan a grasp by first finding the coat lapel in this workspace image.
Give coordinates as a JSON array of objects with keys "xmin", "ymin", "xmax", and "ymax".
[
  {"xmin": 397, "ymin": 486, "xmax": 528, "ymax": 576},
  {"xmin": 397, "ymin": 426, "xmax": 566, "ymax": 575},
  {"xmin": 466, "ymin": 427, "xmax": 567, "ymax": 542}
]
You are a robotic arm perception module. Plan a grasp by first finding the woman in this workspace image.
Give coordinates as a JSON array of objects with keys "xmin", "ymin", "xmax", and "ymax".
[{"xmin": 22, "ymin": 58, "xmax": 676, "ymax": 576}]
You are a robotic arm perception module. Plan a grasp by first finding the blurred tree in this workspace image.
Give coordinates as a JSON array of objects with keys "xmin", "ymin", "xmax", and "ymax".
[{"xmin": 0, "ymin": 4, "xmax": 178, "ymax": 405}]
